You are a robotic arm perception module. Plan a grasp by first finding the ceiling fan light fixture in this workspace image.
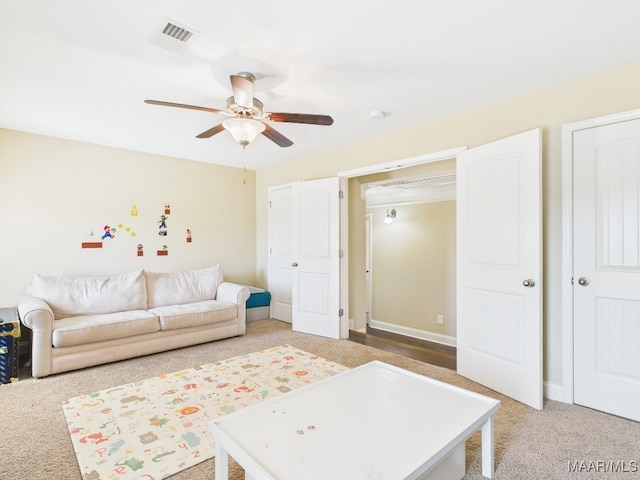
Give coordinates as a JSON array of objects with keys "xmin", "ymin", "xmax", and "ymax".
[
  {"xmin": 145, "ymin": 71, "xmax": 332, "ymax": 148},
  {"xmin": 222, "ymin": 118, "xmax": 265, "ymax": 146}
]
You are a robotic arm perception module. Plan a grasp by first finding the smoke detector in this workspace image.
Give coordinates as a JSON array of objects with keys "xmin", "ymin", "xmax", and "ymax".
[{"xmin": 369, "ymin": 110, "xmax": 386, "ymax": 120}]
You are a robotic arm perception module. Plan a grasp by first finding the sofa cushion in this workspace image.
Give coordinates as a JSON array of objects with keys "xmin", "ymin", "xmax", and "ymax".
[
  {"xmin": 52, "ymin": 310, "xmax": 160, "ymax": 348},
  {"xmin": 150, "ymin": 300, "xmax": 237, "ymax": 330},
  {"xmin": 145, "ymin": 265, "xmax": 223, "ymax": 309},
  {"xmin": 30, "ymin": 270, "xmax": 147, "ymax": 319}
]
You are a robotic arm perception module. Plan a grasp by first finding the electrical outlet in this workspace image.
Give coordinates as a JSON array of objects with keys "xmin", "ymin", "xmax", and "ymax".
[{"xmin": 436, "ymin": 314, "xmax": 444, "ymax": 325}]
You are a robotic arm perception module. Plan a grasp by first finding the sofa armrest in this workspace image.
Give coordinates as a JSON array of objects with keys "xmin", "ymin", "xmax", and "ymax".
[
  {"xmin": 18, "ymin": 294, "xmax": 55, "ymax": 331},
  {"xmin": 18, "ymin": 294, "xmax": 56, "ymax": 378},
  {"xmin": 217, "ymin": 282, "xmax": 250, "ymax": 305}
]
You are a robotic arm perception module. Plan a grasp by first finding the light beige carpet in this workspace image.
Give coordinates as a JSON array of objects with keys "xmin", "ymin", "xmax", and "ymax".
[
  {"xmin": 62, "ymin": 345, "xmax": 347, "ymax": 479},
  {"xmin": 1, "ymin": 319, "xmax": 639, "ymax": 480}
]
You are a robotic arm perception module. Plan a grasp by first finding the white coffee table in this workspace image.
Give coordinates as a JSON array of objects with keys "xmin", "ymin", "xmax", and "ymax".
[{"xmin": 209, "ymin": 361, "xmax": 500, "ymax": 479}]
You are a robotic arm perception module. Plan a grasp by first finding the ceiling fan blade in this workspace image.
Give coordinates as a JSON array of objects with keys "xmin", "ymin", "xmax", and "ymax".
[
  {"xmin": 230, "ymin": 74, "xmax": 254, "ymax": 108},
  {"xmin": 266, "ymin": 112, "xmax": 334, "ymax": 126},
  {"xmin": 144, "ymin": 99, "xmax": 223, "ymax": 114},
  {"xmin": 262, "ymin": 124, "xmax": 293, "ymax": 147},
  {"xmin": 196, "ymin": 124, "xmax": 226, "ymax": 138}
]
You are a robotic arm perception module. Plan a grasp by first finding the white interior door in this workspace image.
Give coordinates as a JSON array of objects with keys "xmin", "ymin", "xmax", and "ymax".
[
  {"xmin": 573, "ymin": 117, "xmax": 640, "ymax": 421},
  {"xmin": 457, "ymin": 128, "xmax": 543, "ymax": 410},
  {"xmin": 268, "ymin": 185, "xmax": 293, "ymax": 323},
  {"xmin": 291, "ymin": 177, "xmax": 342, "ymax": 339}
]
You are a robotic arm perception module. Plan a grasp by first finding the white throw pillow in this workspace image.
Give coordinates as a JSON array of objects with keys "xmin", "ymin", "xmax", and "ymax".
[
  {"xmin": 30, "ymin": 270, "xmax": 148, "ymax": 318},
  {"xmin": 145, "ymin": 265, "xmax": 223, "ymax": 308}
]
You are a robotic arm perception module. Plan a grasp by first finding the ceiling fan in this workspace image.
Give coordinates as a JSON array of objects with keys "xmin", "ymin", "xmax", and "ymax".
[{"xmin": 144, "ymin": 72, "xmax": 334, "ymax": 148}]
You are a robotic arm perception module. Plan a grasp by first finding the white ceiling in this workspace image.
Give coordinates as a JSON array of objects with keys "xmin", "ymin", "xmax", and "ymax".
[{"xmin": 2, "ymin": 1, "xmax": 640, "ymax": 171}]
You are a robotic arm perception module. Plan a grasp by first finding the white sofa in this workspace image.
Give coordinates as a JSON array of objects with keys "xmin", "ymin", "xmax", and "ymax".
[{"xmin": 18, "ymin": 265, "xmax": 249, "ymax": 378}]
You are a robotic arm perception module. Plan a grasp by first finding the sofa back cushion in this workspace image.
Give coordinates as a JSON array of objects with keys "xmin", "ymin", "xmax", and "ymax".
[
  {"xmin": 30, "ymin": 270, "xmax": 148, "ymax": 319},
  {"xmin": 145, "ymin": 265, "xmax": 223, "ymax": 309}
]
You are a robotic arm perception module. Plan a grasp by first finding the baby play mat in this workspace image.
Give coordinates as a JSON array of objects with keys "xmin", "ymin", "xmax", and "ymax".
[{"xmin": 63, "ymin": 345, "xmax": 348, "ymax": 480}]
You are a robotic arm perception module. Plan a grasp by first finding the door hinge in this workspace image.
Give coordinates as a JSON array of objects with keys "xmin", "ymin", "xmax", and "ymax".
[
  {"xmin": 339, "ymin": 308, "xmax": 344, "ymax": 317},
  {"xmin": 339, "ymin": 249, "xmax": 344, "ymax": 258},
  {"xmin": 268, "ymin": 201, "xmax": 272, "ymax": 208},
  {"xmin": 338, "ymin": 190, "xmax": 344, "ymax": 199}
]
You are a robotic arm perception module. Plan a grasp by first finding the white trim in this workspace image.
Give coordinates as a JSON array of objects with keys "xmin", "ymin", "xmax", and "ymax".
[
  {"xmin": 544, "ymin": 381, "xmax": 564, "ymax": 402},
  {"xmin": 365, "ymin": 212, "xmax": 372, "ymax": 327},
  {"xmin": 369, "ymin": 319, "xmax": 457, "ymax": 347},
  {"xmin": 338, "ymin": 147, "xmax": 467, "ymax": 178},
  {"xmin": 339, "ymin": 176, "xmax": 349, "ymax": 339},
  {"xmin": 560, "ymin": 122, "xmax": 575, "ymax": 405},
  {"xmin": 561, "ymin": 107, "xmax": 640, "ymax": 405}
]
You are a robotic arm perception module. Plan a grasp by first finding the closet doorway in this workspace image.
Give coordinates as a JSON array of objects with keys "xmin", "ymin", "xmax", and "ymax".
[
  {"xmin": 364, "ymin": 173, "xmax": 457, "ymax": 345},
  {"xmin": 341, "ymin": 149, "xmax": 462, "ymax": 363}
]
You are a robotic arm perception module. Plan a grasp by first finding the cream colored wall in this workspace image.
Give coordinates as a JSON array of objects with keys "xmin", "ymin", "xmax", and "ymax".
[
  {"xmin": 0, "ymin": 129, "xmax": 256, "ymax": 307},
  {"xmin": 369, "ymin": 201, "xmax": 456, "ymax": 337},
  {"xmin": 256, "ymin": 61, "xmax": 640, "ymax": 387}
]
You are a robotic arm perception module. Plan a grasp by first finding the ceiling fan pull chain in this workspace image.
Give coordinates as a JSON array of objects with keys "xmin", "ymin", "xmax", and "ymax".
[{"xmin": 242, "ymin": 146, "xmax": 247, "ymax": 185}]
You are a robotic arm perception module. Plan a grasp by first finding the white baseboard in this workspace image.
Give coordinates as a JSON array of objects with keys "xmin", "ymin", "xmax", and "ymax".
[
  {"xmin": 367, "ymin": 319, "xmax": 568, "ymax": 403},
  {"xmin": 369, "ymin": 319, "xmax": 457, "ymax": 347},
  {"xmin": 544, "ymin": 381, "xmax": 564, "ymax": 402}
]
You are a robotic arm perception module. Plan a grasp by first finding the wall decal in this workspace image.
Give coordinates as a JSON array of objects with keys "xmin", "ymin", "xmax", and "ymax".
[
  {"xmin": 79, "ymin": 203, "xmax": 177, "ymax": 258},
  {"xmin": 186, "ymin": 229, "xmax": 192, "ymax": 243},
  {"xmin": 102, "ymin": 225, "xmax": 116, "ymax": 240},
  {"xmin": 81, "ymin": 229, "xmax": 101, "ymax": 248},
  {"xmin": 118, "ymin": 223, "xmax": 137, "ymax": 237},
  {"xmin": 158, "ymin": 213, "xmax": 168, "ymax": 237}
]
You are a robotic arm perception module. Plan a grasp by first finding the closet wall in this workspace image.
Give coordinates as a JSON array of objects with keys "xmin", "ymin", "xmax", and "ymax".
[{"xmin": 368, "ymin": 201, "xmax": 456, "ymax": 341}]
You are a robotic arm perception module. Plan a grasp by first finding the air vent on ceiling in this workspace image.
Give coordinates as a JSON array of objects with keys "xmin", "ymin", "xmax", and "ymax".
[
  {"xmin": 162, "ymin": 22, "xmax": 194, "ymax": 42},
  {"xmin": 150, "ymin": 17, "xmax": 200, "ymax": 55}
]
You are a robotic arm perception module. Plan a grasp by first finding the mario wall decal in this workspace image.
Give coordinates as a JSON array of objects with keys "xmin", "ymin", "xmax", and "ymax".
[
  {"xmin": 101, "ymin": 225, "xmax": 115, "ymax": 240},
  {"xmin": 81, "ymin": 203, "xmax": 181, "ymax": 257}
]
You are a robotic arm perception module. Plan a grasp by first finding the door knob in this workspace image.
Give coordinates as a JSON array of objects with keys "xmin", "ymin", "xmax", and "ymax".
[
  {"xmin": 522, "ymin": 279, "xmax": 535, "ymax": 288},
  {"xmin": 291, "ymin": 262, "xmax": 298, "ymax": 267},
  {"xmin": 577, "ymin": 277, "xmax": 590, "ymax": 286}
]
